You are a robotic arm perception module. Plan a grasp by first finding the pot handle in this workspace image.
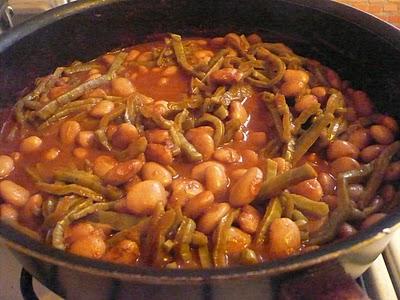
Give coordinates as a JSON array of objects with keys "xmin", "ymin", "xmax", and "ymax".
[{"xmin": 279, "ymin": 262, "xmax": 370, "ymax": 300}]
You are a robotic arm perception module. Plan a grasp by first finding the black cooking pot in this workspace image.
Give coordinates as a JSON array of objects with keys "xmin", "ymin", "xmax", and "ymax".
[{"xmin": 1, "ymin": 0, "xmax": 400, "ymax": 299}]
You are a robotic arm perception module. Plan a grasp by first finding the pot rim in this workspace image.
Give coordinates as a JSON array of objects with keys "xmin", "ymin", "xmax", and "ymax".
[{"xmin": 1, "ymin": 0, "xmax": 400, "ymax": 284}]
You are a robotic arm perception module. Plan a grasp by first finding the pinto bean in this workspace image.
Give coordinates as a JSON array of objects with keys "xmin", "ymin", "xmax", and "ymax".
[
  {"xmin": 145, "ymin": 143, "xmax": 173, "ymax": 165},
  {"xmin": 21, "ymin": 194, "xmax": 43, "ymax": 219},
  {"xmin": 210, "ymin": 68, "xmax": 243, "ymax": 85},
  {"xmin": 77, "ymin": 131, "xmax": 96, "ymax": 148},
  {"xmin": 272, "ymin": 157, "xmax": 290, "ymax": 174},
  {"xmin": 69, "ymin": 234, "xmax": 106, "ymax": 259},
  {"xmin": 145, "ymin": 129, "xmax": 170, "ymax": 144},
  {"xmin": 247, "ymin": 33, "xmax": 262, "ymax": 44},
  {"xmin": 72, "ymin": 147, "xmax": 88, "ymax": 160},
  {"xmin": 229, "ymin": 167, "xmax": 263, "ymax": 207},
  {"xmin": 185, "ymin": 131, "xmax": 214, "ymax": 161},
  {"xmin": 361, "ymin": 213, "xmax": 387, "ymax": 230},
  {"xmin": 141, "ymin": 162, "xmax": 172, "ymax": 187},
  {"xmin": 226, "ymin": 227, "xmax": 251, "ymax": 256},
  {"xmin": 317, "ymin": 172, "xmax": 335, "ymax": 195},
  {"xmin": 162, "ymin": 65, "xmax": 178, "ymax": 76},
  {"xmin": 0, "ymin": 180, "xmax": 30, "ymax": 207},
  {"xmin": 197, "ymin": 203, "xmax": 230, "ymax": 234},
  {"xmin": 385, "ymin": 161, "xmax": 400, "ymax": 181},
  {"xmin": 248, "ymin": 131, "xmax": 267, "ymax": 147},
  {"xmin": 43, "ymin": 147, "xmax": 60, "ymax": 160},
  {"xmin": 241, "ymin": 149, "xmax": 259, "ymax": 165},
  {"xmin": 103, "ymin": 159, "xmax": 144, "ymax": 186},
  {"xmin": 205, "ymin": 164, "xmax": 228, "ymax": 199},
  {"xmin": 289, "ymin": 179, "xmax": 323, "ymax": 201},
  {"xmin": 191, "ymin": 161, "xmax": 225, "ymax": 182},
  {"xmin": 112, "ymin": 123, "xmax": 139, "ymax": 149},
  {"xmin": 183, "ymin": 191, "xmax": 214, "ymax": 219},
  {"xmin": 0, "ymin": 155, "xmax": 14, "ymax": 179},
  {"xmin": 376, "ymin": 115, "xmax": 399, "ymax": 133},
  {"xmin": 268, "ymin": 218, "xmax": 301, "ymax": 259},
  {"xmin": 111, "ymin": 77, "xmax": 135, "ymax": 97},
  {"xmin": 325, "ymin": 68, "xmax": 342, "ymax": 89},
  {"xmin": 170, "ymin": 178, "xmax": 204, "ymax": 207},
  {"xmin": 283, "ymin": 69, "xmax": 309, "ymax": 84},
  {"xmin": 327, "ymin": 140, "xmax": 359, "ymax": 161},
  {"xmin": 352, "ymin": 90, "xmax": 374, "ymax": 117},
  {"xmin": 280, "ymin": 80, "xmax": 306, "ymax": 97},
  {"xmin": 360, "ymin": 144, "xmax": 386, "ymax": 162},
  {"xmin": 93, "ymin": 155, "xmax": 118, "ymax": 178},
  {"xmin": 126, "ymin": 49, "xmax": 140, "ymax": 61},
  {"xmin": 311, "ymin": 86, "xmax": 327, "ymax": 98},
  {"xmin": 103, "ymin": 239, "xmax": 140, "ymax": 264},
  {"xmin": 0, "ymin": 203, "xmax": 18, "ymax": 221},
  {"xmin": 230, "ymin": 168, "xmax": 248, "ymax": 183},
  {"xmin": 238, "ymin": 205, "xmax": 261, "ymax": 234},
  {"xmin": 370, "ymin": 125, "xmax": 395, "ymax": 145},
  {"xmin": 89, "ymin": 100, "xmax": 115, "ymax": 118},
  {"xmin": 295, "ymin": 94, "xmax": 318, "ymax": 112},
  {"xmin": 213, "ymin": 147, "xmax": 241, "ymax": 163},
  {"xmin": 20, "ymin": 136, "xmax": 42, "ymax": 153},
  {"xmin": 59, "ymin": 121, "xmax": 80, "ymax": 145},
  {"xmin": 229, "ymin": 101, "xmax": 248, "ymax": 124},
  {"xmin": 348, "ymin": 129, "xmax": 372, "ymax": 150},
  {"xmin": 330, "ymin": 157, "xmax": 360, "ymax": 176},
  {"xmin": 126, "ymin": 180, "xmax": 167, "ymax": 215}
]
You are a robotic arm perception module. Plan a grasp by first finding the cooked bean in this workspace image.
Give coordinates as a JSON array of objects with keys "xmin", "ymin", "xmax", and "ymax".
[
  {"xmin": 238, "ymin": 205, "xmax": 261, "ymax": 234},
  {"xmin": 361, "ymin": 213, "xmax": 387, "ymax": 230},
  {"xmin": 322, "ymin": 195, "xmax": 337, "ymax": 210},
  {"xmin": 229, "ymin": 167, "xmax": 263, "ymax": 207},
  {"xmin": 90, "ymin": 100, "xmax": 115, "ymax": 118},
  {"xmin": 327, "ymin": 140, "xmax": 359, "ymax": 161},
  {"xmin": 0, "ymin": 203, "xmax": 18, "ymax": 221},
  {"xmin": 226, "ymin": 227, "xmax": 251, "ymax": 256},
  {"xmin": 348, "ymin": 184, "xmax": 364, "ymax": 201},
  {"xmin": 183, "ymin": 191, "xmax": 214, "ymax": 219},
  {"xmin": 348, "ymin": 129, "xmax": 371, "ymax": 149},
  {"xmin": 0, "ymin": 180, "xmax": 30, "ymax": 207},
  {"xmin": 385, "ymin": 161, "xmax": 400, "ymax": 181},
  {"xmin": 330, "ymin": 157, "xmax": 360, "ymax": 176},
  {"xmin": 69, "ymin": 234, "xmax": 106, "ymax": 259},
  {"xmin": 213, "ymin": 147, "xmax": 241, "ymax": 163},
  {"xmin": 370, "ymin": 125, "xmax": 395, "ymax": 145},
  {"xmin": 106, "ymin": 124, "xmax": 118, "ymax": 140},
  {"xmin": 377, "ymin": 115, "xmax": 399, "ymax": 133},
  {"xmin": 283, "ymin": 69, "xmax": 309, "ymax": 84},
  {"xmin": 65, "ymin": 223, "xmax": 98, "ymax": 243},
  {"xmin": 289, "ymin": 178, "xmax": 323, "ymax": 201},
  {"xmin": 170, "ymin": 178, "xmax": 204, "ymax": 207},
  {"xmin": 338, "ymin": 223, "xmax": 357, "ymax": 239},
  {"xmin": 317, "ymin": 172, "xmax": 335, "ymax": 195},
  {"xmin": 137, "ymin": 51, "xmax": 153, "ymax": 63},
  {"xmin": 197, "ymin": 203, "xmax": 230, "ymax": 234},
  {"xmin": 20, "ymin": 194, "xmax": 43, "ymax": 225},
  {"xmin": 93, "ymin": 155, "xmax": 118, "ymax": 177},
  {"xmin": 360, "ymin": 144, "xmax": 386, "ymax": 162},
  {"xmin": 141, "ymin": 162, "xmax": 172, "ymax": 187},
  {"xmin": 229, "ymin": 101, "xmax": 248, "ymax": 124},
  {"xmin": 73, "ymin": 147, "xmax": 88, "ymax": 159},
  {"xmin": 280, "ymin": 80, "xmax": 306, "ymax": 97},
  {"xmin": 103, "ymin": 159, "xmax": 144, "ymax": 185},
  {"xmin": 85, "ymin": 88, "xmax": 107, "ymax": 99},
  {"xmin": 352, "ymin": 90, "xmax": 374, "ymax": 117},
  {"xmin": 230, "ymin": 168, "xmax": 248, "ymax": 183},
  {"xmin": 158, "ymin": 77, "xmax": 168, "ymax": 86},
  {"xmin": 43, "ymin": 147, "xmax": 60, "ymax": 160},
  {"xmin": 191, "ymin": 161, "xmax": 225, "ymax": 182},
  {"xmin": 59, "ymin": 121, "xmax": 81, "ymax": 145},
  {"xmin": 381, "ymin": 184, "xmax": 395, "ymax": 203},
  {"xmin": 241, "ymin": 149, "xmax": 259, "ymax": 165},
  {"xmin": 162, "ymin": 65, "xmax": 178, "ymax": 76},
  {"xmin": 311, "ymin": 86, "xmax": 326, "ymax": 98},
  {"xmin": 111, "ymin": 77, "xmax": 135, "ymax": 97},
  {"xmin": 268, "ymin": 218, "xmax": 301, "ymax": 259},
  {"xmin": 295, "ymin": 94, "xmax": 318, "ymax": 112},
  {"xmin": 103, "ymin": 239, "xmax": 140, "ymax": 264},
  {"xmin": 210, "ymin": 37, "xmax": 225, "ymax": 47},
  {"xmin": 186, "ymin": 131, "xmax": 214, "ymax": 161},
  {"xmin": 247, "ymin": 33, "xmax": 262, "ymax": 44},
  {"xmin": 0, "ymin": 155, "xmax": 14, "ymax": 179},
  {"xmin": 210, "ymin": 68, "xmax": 243, "ymax": 85},
  {"xmin": 194, "ymin": 50, "xmax": 214, "ymax": 63},
  {"xmin": 272, "ymin": 157, "xmax": 290, "ymax": 174},
  {"xmin": 248, "ymin": 131, "xmax": 267, "ymax": 147},
  {"xmin": 112, "ymin": 123, "xmax": 139, "ymax": 149},
  {"xmin": 20, "ymin": 136, "xmax": 42, "ymax": 153},
  {"xmin": 10, "ymin": 152, "xmax": 21, "ymax": 162},
  {"xmin": 126, "ymin": 49, "xmax": 140, "ymax": 61},
  {"xmin": 146, "ymin": 129, "xmax": 170, "ymax": 144},
  {"xmin": 126, "ymin": 180, "xmax": 167, "ymax": 215},
  {"xmin": 325, "ymin": 68, "xmax": 342, "ymax": 89},
  {"xmin": 102, "ymin": 54, "xmax": 115, "ymax": 64},
  {"xmin": 205, "ymin": 164, "xmax": 228, "ymax": 198},
  {"xmin": 145, "ymin": 143, "xmax": 173, "ymax": 165},
  {"xmin": 77, "ymin": 131, "xmax": 96, "ymax": 148}
]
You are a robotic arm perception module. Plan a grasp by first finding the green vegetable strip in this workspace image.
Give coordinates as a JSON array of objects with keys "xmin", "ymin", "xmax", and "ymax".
[
  {"xmin": 256, "ymin": 163, "xmax": 317, "ymax": 202},
  {"xmin": 223, "ymin": 118, "xmax": 241, "ymax": 143},
  {"xmin": 283, "ymin": 192, "xmax": 329, "ymax": 217},
  {"xmin": 198, "ymin": 246, "xmax": 212, "ymax": 268},
  {"xmin": 142, "ymin": 203, "xmax": 165, "ymax": 263},
  {"xmin": 170, "ymin": 34, "xmax": 203, "ymax": 78},
  {"xmin": 106, "ymin": 218, "xmax": 150, "ymax": 247},
  {"xmin": 358, "ymin": 141, "xmax": 400, "ymax": 208},
  {"xmin": 43, "ymin": 196, "xmax": 85, "ymax": 228},
  {"xmin": 113, "ymin": 136, "xmax": 148, "ymax": 161},
  {"xmin": 175, "ymin": 217, "xmax": 196, "ymax": 265},
  {"xmin": 64, "ymin": 63, "xmax": 102, "ymax": 75},
  {"xmin": 87, "ymin": 210, "xmax": 143, "ymax": 231},
  {"xmin": 292, "ymin": 209, "xmax": 308, "ymax": 222},
  {"xmin": 292, "ymin": 113, "xmax": 334, "ymax": 164},
  {"xmin": 264, "ymin": 159, "xmax": 278, "ymax": 183},
  {"xmin": 169, "ymin": 126, "xmax": 203, "ymax": 162},
  {"xmin": 262, "ymin": 92, "xmax": 284, "ymax": 141},
  {"xmin": 254, "ymin": 197, "xmax": 282, "ymax": 247},
  {"xmin": 213, "ymin": 209, "xmax": 239, "ymax": 267},
  {"xmin": 95, "ymin": 104, "xmax": 126, "ymax": 150},
  {"xmin": 275, "ymin": 94, "xmax": 293, "ymax": 143},
  {"xmin": 196, "ymin": 113, "xmax": 225, "ymax": 146},
  {"xmin": 280, "ymin": 194, "xmax": 295, "ymax": 219},
  {"xmin": 191, "ymin": 231, "xmax": 208, "ymax": 247},
  {"xmin": 153, "ymin": 210, "xmax": 177, "ymax": 266},
  {"xmin": 36, "ymin": 182, "xmax": 104, "ymax": 202},
  {"xmin": 293, "ymin": 103, "xmax": 321, "ymax": 134},
  {"xmin": 240, "ymin": 248, "xmax": 258, "ymax": 265}
]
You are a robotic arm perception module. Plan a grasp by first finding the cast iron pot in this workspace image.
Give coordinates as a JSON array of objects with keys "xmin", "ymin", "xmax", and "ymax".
[{"xmin": 1, "ymin": 0, "xmax": 400, "ymax": 299}]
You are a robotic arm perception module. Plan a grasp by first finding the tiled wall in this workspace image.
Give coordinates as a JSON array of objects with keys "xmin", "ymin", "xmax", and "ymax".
[{"xmin": 335, "ymin": 0, "xmax": 400, "ymax": 27}]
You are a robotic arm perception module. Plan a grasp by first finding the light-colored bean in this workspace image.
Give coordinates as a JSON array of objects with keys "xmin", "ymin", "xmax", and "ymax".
[
  {"xmin": 185, "ymin": 131, "xmax": 214, "ymax": 161},
  {"xmin": 152, "ymin": 100, "xmax": 169, "ymax": 116},
  {"xmin": 229, "ymin": 101, "xmax": 248, "ymax": 124},
  {"xmin": 138, "ymin": 65, "xmax": 149, "ymax": 74},
  {"xmin": 93, "ymin": 155, "xmax": 118, "ymax": 178},
  {"xmin": 311, "ymin": 86, "xmax": 327, "ymax": 98},
  {"xmin": 376, "ymin": 115, "xmax": 399, "ymax": 133},
  {"xmin": 103, "ymin": 239, "xmax": 140, "ymax": 264},
  {"xmin": 89, "ymin": 100, "xmax": 115, "ymax": 118},
  {"xmin": 73, "ymin": 147, "xmax": 88, "ymax": 160},
  {"xmin": 360, "ymin": 144, "xmax": 386, "ymax": 162},
  {"xmin": 241, "ymin": 149, "xmax": 259, "ymax": 165},
  {"xmin": 69, "ymin": 234, "xmax": 106, "ymax": 259},
  {"xmin": 43, "ymin": 147, "xmax": 60, "ymax": 160},
  {"xmin": 10, "ymin": 152, "xmax": 21, "ymax": 162},
  {"xmin": 20, "ymin": 194, "xmax": 43, "ymax": 225},
  {"xmin": 210, "ymin": 68, "xmax": 243, "ymax": 85},
  {"xmin": 77, "ymin": 131, "xmax": 96, "ymax": 148},
  {"xmin": 283, "ymin": 69, "xmax": 309, "ymax": 84},
  {"xmin": 385, "ymin": 161, "xmax": 400, "ymax": 181},
  {"xmin": 327, "ymin": 140, "xmax": 359, "ymax": 161},
  {"xmin": 145, "ymin": 129, "xmax": 170, "ymax": 144},
  {"xmin": 158, "ymin": 77, "xmax": 168, "ymax": 86},
  {"xmin": 348, "ymin": 128, "xmax": 371, "ymax": 150},
  {"xmin": 229, "ymin": 167, "xmax": 263, "ymax": 207},
  {"xmin": 112, "ymin": 123, "xmax": 139, "ymax": 149},
  {"xmin": 268, "ymin": 218, "xmax": 301, "ymax": 259},
  {"xmin": 330, "ymin": 157, "xmax": 360, "ymax": 176},
  {"xmin": 205, "ymin": 165, "xmax": 228, "ymax": 199},
  {"xmin": 103, "ymin": 159, "xmax": 144, "ymax": 186},
  {"xmin": 136, "ymin": 51, "xmax": 153, "ymax": 63},
  {"xmin": 191, "ymin": 161, "xmax": 225, "ymax": 182},
  {"xmin": 248, "ymin": 131, "xmax": 267, "ymax": 147},
  {"xmin": 238, "ymin": 205, "xmax": 261, "ymax": 234},
  {"xmin": 59, "ymin": 120, "xmax": 80, "ymax": 145},
  {"xmin": 322, "ymin": 195, "xmax": 337, "ymax": 210},
  {"xmin": 48, "ymin": 86, "xmax": 69, "ymax": 100},
  {"xmin": 289, "ymin": 178, "xmax": 323, "ymax": 201},
  {"xmin": 20, "ymin": 136, "xmax": 42, "ymax": 153},
  {"xmin": 145, "ymin": 143, "xmax": 173, "ymax": 165},
  {"xmin": 183, "ymin": 190, "xmax": 214, "ymax": 219},
  {"xmin": 210, "ymin": 37, "xmax": 225, "ymax": 47},
  {"xmin": 0, "ymin": 155, "xmax": 14, "ymax": 179},
  {"xmin": 370, "ymin": 125, "xmax": 395, "ymax": 145},
  {"xmin": 247, "ymin": 33, "xmax": 262, "ymax": 44},
  {"xmin": 85, "ymin": 88, "xmax": 107, "ymax": 99},
  {"xmin": 272, "ymin": 157, "xmax": 290, "ymax": 174},
  {"xmin": 352, "ymin": 90, "xmax": 374, "ymax": 117},
  {"xmin": 170, "ymin": 178, "xmax": 204, "ymax": 207},
  {"xmin": 226, "ymin": 227, "xmax": 251, "ymax": 256},
  {"xmin": 361, "ymin": 213, "xmax": 387, "ymax": 230},
  {"xmin": 194, "ymin": 49, "xmax": 214, "ymax": 62},
  {"xmin": 162, "ymin": 65, "xmax": 178, "ymax": 76},
  {"xmin": 102, "ymin": 54, "xmax": 115, "ymax": 64},
  {"xmin": 213, "ymin": 147, "xmax": 241, "ymax": 163},
  {"xmin": 294, "ymin": 94, "xmax": 318, "ymax": 112},
  {"xmin": 0, "ymin": 203, "xmax": 18, "ymax": 221},
  {"xmin": 0, "ymin": 180, "xmax": 30, "ymax": 207},
  {"xmin": 317, "ymin": 172, "xmax": 335, "ymax": 195},
  {"xmin": 197, "ymin": 203, "xmax": 230, "ymax": 234},
  {"xmin": 106, "ymin": 124, "xmax": 118, "ymax": 140},
  {"xmin": 338, "ymin": 223, "xmax": 357, "ymax": 239},
  {"xmin": 126, "ymin": 49, "xmax": 140, "ymax": 61},
  {"xmin": 111, "ymin": 77, "xmax": 135, "ymax": 97},
  {"xmin": 280, "ymin": 80, "xmax": 306, "ymax": 97},
  {"xmin": 126, "ymin": 180, "xmax": 167, "ymax": 215},
  {"xmin": 225, "ymin": 33, "xmax": 247, "ymax": 50},
  {"xmin": 325, "ymin": 68, "xmax": 342, "ymax": 89},
  {"xmin": 141, "ymin": 162, "xmax": 172, "ymax": 187},
  {"xmin": 230, "ymin": 168, "xmax": 248, "ymax": 183}
]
